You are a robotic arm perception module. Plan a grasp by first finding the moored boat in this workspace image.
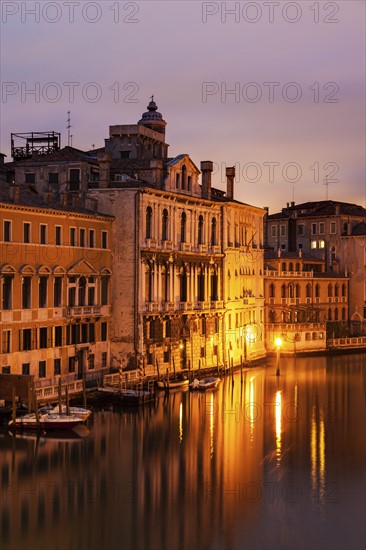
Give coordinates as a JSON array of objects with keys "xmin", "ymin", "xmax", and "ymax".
[
  {"xmin": 156, "ymin": 379, "xmax": 189, "ymax": 391},
  {"xmin": 40, "ymin": 405, "xmax": 92, "ymax": 422},
  {"xmin": 8, "ymin": 413, "xmax": 84, "ymax": 431},
  {"xmin": 189, "ymin": 377, "xmax": 220, "ymax": 391}
]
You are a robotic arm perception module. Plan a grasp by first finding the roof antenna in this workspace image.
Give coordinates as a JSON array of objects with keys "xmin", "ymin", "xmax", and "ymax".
[
  {"xmin": 67, "ymin": 111, "xmax": 72, "ymax": 147},
  {"xmin": 292, "ymin": 185, "xmax": 295, "ymax": 203},
  {"xmin": 324, "ymin": 176, "xmax": 330, "ymax": 200}
]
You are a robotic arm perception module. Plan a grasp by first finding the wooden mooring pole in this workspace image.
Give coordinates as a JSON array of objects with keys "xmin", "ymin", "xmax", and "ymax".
[
  {"xmin": 12, "ymin": 387, "xmax": 16, "ymax": 425},
  {"xmin": 58, "ymin": 378, "xmax": 62, "ymax": 415}
]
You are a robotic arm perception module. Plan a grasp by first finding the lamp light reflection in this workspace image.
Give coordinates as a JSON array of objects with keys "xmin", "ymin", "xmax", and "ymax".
[
  {"xmin": 275, "ymin": 390, "xmax": 282, "ymax": 465},
  {"xmin": 179, "ymin": 402, "xmax": 183, "ymax": 443}
]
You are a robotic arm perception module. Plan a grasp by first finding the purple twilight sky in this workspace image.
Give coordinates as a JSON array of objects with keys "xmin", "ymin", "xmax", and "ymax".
[{"xmin": 0, "ymin": 0, "xmax": 365, "ymax": 212}]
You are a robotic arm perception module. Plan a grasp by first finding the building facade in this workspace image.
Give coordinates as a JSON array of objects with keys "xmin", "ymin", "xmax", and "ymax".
[
  {"xmin": 264, "ymin": 251, "xmax": 349, "ymax": 353},
  {"xmin": 0, "ymin": 182, "xmax": 112, "ymax": 384}
]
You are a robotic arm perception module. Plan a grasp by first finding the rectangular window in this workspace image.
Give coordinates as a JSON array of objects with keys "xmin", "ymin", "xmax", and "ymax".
[
  {"xmin": 40, "ymin": 224, "xmax": 47, "ymax": 244},
  {"xmin": 3, "ymin": 221, "xmax": 11, "ymax": 242},
  {"xmin": 23, "ymin": 222, "xmax": 31, "ymax": 243},
  {"xmin": 101, "ymin": 352, "xmax": 107, "ymax": 368},
  {"xmin": 2, "ymin": 366, "xmax": 10, "ymax": 374},
  {"xmin": 200, "ymin": 318, "xmax": 206, "ymax": 336},
  {"xmin": 319, "ymin": 240, "xmax": 325, "ymax": 249},
  {"xmin": 89, "ymin": 323, "xmax": 95, "ymax": 343},
  {"xmin": 81, "ymin": 324, "xmax": 88, "ymax": 344},
  {"xmin": 101, "ymin": 277, "xmax": 109, "ymax": 305},
  {"xmin": 69, "ymin": 169, "xmax": 80, "ymax": 191},
  {"xmin": 22, "ymin": 329, "xmax": 32, "ymax": 351},
  {"xmin": 89, "ymin": 229, "xmax": 95, "ymax": 248},
  {"xmin": 311, "ymin": 223, "xmax": 317, "ymax": 235},
  {"xmin": 22, "ymin": 277, "xmax": 32, "ymax": 309},
  {"xmin": 330, "ymin": 221, "xmax": 336, "ymax": 234},
  {"xmin": 25, "ymin": 173, "xmax": 35, "ymax": 184},
  {"xmin": 39, "ymin": 361, "xmax": 46, "ymax": 378},
  {"xmin": 39, "ymin": 327, "xmax": 48, "ymax": 349},
  {"xmin": 48, "ymin": 172, "xmax": 59, "ymax": 184},
  {"xmin": 163, "ymin": 350, "xmax": 170, "ymax": 363},
  {"xmin": 298, "ymin": 224, "xmax": 305, "ymax": 236},
  {"xmin": 22, "ymin": 363, "xmax": 30, "ymax": 376},
  {"xmin": 271, "ymin": 225, "xmax": 277, "ymax": 238},
  {"xmin": 200, "ymin": 347, "xmax": 205, "ymax": 358},
  {"xmin": 88, "ymin": 286, "xmax": 95, "ymax": 306},
  {"xmin": 79, "ymin": 228, "xmax": 85, "ymax": 247},
  {"xmin": 71, "ymin": 324, "xmax": 79, "ymax": 345},
  {"xmin": 311, "ymin": 240, "xmax": 317, "ymax": 249},
  {"xmin": 54, "ymin": 326, "xmax": 63, "ymax": 347},
  {"xmin": 213, "ymin": 345, "xmax": 218, "ymax": 357},
  {"xmin": 68, "ymin": 356, "xmax": 76, "ymax": 373},
  {"xmin": 88, "ymin": 354, "xmax": 95, "ymax": 370},
  {"xmin": 70, "ymin": 227, "xmax": 76, "ymax": 246},
  {"xmin": 54, "ymin": 277, "xmax": 62, "ymax": 307},
  {"xmin": 55, "ymin": 226, "xmax": 62, "ymax": 245},
  {"xmin": 2, "ymin": 330, "xmax": 11, "ymax": 354},
  {"xmin": 54, "ymin": 358, "xmax": 61, "ymax": 376},
  {"xmin": 39, "ymin": 276, "xmax": 48, "ymax": 308},
  {"xmin": 101, "ymin": 322, "xmax": 108, "ymax": 341},
  {"xmin": 2, "ymin": 276, "xmax": 13, "ymax": 310},
  {"xmin": 319, "ymin": 222, "xmax": 325, "ymax": 235},
  {"xmin": 101, "ymin": 231, "xmax": 108, "ymax": 249},
  {"xmin": 280, "ymin": 225, "xmax": 286, "ymax": 237}
]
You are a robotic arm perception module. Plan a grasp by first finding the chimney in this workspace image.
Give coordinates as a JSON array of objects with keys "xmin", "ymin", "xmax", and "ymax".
[
  {"xmin": 200, "ymin": 161, "xmax": 213, "ymax": 200},
  {"xmin": 98, "ymin": 152, "xmax": 111, "ymax": 188},
  {"xmin": 226, "ymin": 166, "xmax": 235, "ymax": 200},
  {"xmin": 291, "ymin": 201, "xmax": 295, "ymax": 207},
  {"xmin": 286, "ymin": 202, "xmax": 290, "ymax": 208},
  {"xmin": 9, "ymin": 181, "xmax": 20, "ymax": 203},
  {"xmin": 263, "ymin": 206, "xmax": 269, "ymax": 215}
]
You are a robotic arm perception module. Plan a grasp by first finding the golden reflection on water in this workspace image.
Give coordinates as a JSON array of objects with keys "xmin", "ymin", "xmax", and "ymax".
[
  {"xmin": 209, "ymin": 393, "xmax": 214, "ymax": 459},
  {"xmin": 249, "ymin": 376, "xmax": 255, "ymax": 443},
  {"xmin": 275, "ymin": 390, "xmax": 282, "ymax": 465},
  {"xmin": 179, "ymin": 402, "xmax": 183, "ymax": 443},
  {"xmin": 311, "ymin": 406, "xmax": 326, "ymax": 504}
]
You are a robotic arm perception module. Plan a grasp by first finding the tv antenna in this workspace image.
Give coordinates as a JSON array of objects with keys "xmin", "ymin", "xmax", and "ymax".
[
  {"xmin": 67, "ymin": 111, "xmax": 72, "ymax": 147},
  {"xmin": 324, "ymin": 176, "xmax": 330, "ymax": 200}
]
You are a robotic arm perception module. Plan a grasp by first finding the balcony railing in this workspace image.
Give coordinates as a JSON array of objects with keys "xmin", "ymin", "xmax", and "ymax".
[
  {"xmin": 66, "ymin": 305, "xmax": 103, "ymax": 317},
  {"xmin": 211, "ymin": 300, "xmax": 224, "ymax": 309},
  {"xmin": 196, "ymin": 301, "xmax": 211, "ymax": 310}
]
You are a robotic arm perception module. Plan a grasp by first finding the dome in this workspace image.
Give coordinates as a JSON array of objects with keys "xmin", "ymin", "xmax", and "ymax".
[{"xmin": 138, "ymin": 96, "xmax": 166, "ymax": 132}]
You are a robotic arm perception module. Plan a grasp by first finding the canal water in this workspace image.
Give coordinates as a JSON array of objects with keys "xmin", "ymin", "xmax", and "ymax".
[{"xmin": 1, "ymin": 354, "xmax": 365, "ymax": 550}]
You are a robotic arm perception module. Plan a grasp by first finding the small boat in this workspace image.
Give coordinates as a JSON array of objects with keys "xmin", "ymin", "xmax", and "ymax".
[
  {"xmin": 156, "ymin": 379, "xmax": 189, "ymax": 391},
  {"xmin": 189, "ymin": 377, "xmax": 220, "ymax": 391},
  {"xmin": 8, "ymin": 413, "xmax": 84, "ymax": 431},
  {"xmin": 40, "ymin": 405, "xmax": 92, "ymax": 422}
]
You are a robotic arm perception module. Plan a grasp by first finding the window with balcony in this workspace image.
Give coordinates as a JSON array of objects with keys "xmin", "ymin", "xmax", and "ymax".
[
  {"xmin": 101, "ymin": 276, "xmax": 109, "ymax": 305},
  {"xmin": 211, "ymin": 217, "xmax": 217, "ymax": 246},
  {"xmin": 22, "ymin": 277, "xmax": 32, "ymax": 309},
  {"xmin": 39, "ymin": 361, "xmax": 46, "ymax": 378},
  {"xmin": 146, "ymin": 206, "xmax": 153, "ymax": 239},
  {"xmin": 101, "ymin": 322, "xmax": 108, "ymax": 341},
  {"xmin": 198, "ymin": 215, "xmax": 204, "ymax": 245},
  {"xmin": 2, "ymin": 276, "xmax": 13, "ymax": 310},
  {"xmin": 39, "ymin": 276, "xmax": 48, "ymax": 308},
  {"xmin": 54, "ymin": 277, "xmax": 62, "ymax": 307},
  {"xmin": 54, "ymin": 358, "xmax": 61, "ymax": 375},
  {"xmin": 2, "ymin": 330, "xmax": 11, "ymax": 354},
  {"xmin": 22, "ymin": 328, "xmax": 32, "ymax": 351}
]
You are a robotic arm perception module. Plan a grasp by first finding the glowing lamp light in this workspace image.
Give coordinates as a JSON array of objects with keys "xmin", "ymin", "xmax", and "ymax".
[
  {"xmin": 179, "ymin": 343, "xmax": 184, "ymax": 350},
  {"xmin": 275, "ymin": 337, "xmax": 283, "ymax": 348}
]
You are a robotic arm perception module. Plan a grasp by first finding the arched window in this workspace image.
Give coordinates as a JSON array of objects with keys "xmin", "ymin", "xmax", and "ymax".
[
  {"xmin": 328, "ymin": 284, "xmax": 333, "ymax": 298},
  {"xmin": 211, "ymin": 217, "xmax": 217, "ymax": 246},
  {"xmin": 281, "ymin": 284, "xmax": 286, "ymax": 298},
  {"xmin": 145, "ymin": 264, "xmax": 153, "ymax": 302},
  {"xmin": 342, "ymin": 307, "xmax": 346, "ymax": 320},
  {"xmin": 282, "ymin": 262, "xmax": 286, "ymax": 272},
  {"xmin": 269, "ymin": 283, "xmax": 275, "ymax": 298},
  {"xmin": 306, "ymin": 283, "xmax": 311, "ymax": 298},
  {"xmin": 146, "ymin": 206, "xmax": 153, "ymax": 239},
  {"xmin": 180, "ymin": 268, "xmax": 187, "ymax": 302},
  {"xmin": 334, "ymin": 308, "xmax": 338, "ymax": 321},
  {"xmin": 269, "ymin": 310, "xmax": 276, "ymax": 322},
  {"xmin": 162, "ymin": 209, "xmax": 168, "ymax": 241},
  {"xmin": 295, "ymin": 263, "xmax": 300, "ymax": 271},
  {"xmin": 181, "ymin": 212, "xmax": 186, "ymax": 243},
  {"xmin": 210, "ymin": 267, "xmax": 218, "ymax": 301},
  {"xmin": 296, "ymin": 284, "xmax": 300, "ymax": 298},
  {"xmin": 288, "ymin": 284, "xmax": 294, "ymax": 298},
  {"xmin": 161, "ymin": 264, "xmax": 168, "ymax": 302},
  {"xmin": 289, "ymin": 262, "xmax": 293, "ymax": 272},
  {"xmin": 335, "ymin": 284, "xmax": 339, "ymax": 298},
  {"xmin": 181, "ymin": 165, "xmax": 187, "ymax": 190},
  {"xmin": 198, "ymin": 215, "xmax": 204, "ymax": 245},
  {"xmin": 315, "ymin": 284, "xmax": 320, "ymax": 298},
  {"xmin": 198, "ymin": 267, "xmax": 205, "ymax": 301},
  {"xmin": 342, "ymin": 283, "xmax": 346, "ymax": 297},
  {"xmin": 328, "ymin": 308, "xmax": 332, "ymax": 321}
]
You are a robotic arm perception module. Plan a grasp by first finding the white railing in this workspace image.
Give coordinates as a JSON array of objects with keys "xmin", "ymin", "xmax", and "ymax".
[
  {"xmin": 35, "ymin": 380, "xmax": 84, "ymax": 401},
  {"xmin": 265, "ymin": 270, "xmax": 313, "ymax": 278},
  {"xmin": 328, "ymin": 337, "xmax": 366, "ymax": 348},
  {"xmin": 103, "ymin": 370, "xmax": 142, "ymax": 387}
]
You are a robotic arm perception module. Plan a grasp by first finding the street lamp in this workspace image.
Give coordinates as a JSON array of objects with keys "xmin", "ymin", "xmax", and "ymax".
[{"xmin": 275, "ymin": 337, "xmax": 283, "ymax": 376}]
